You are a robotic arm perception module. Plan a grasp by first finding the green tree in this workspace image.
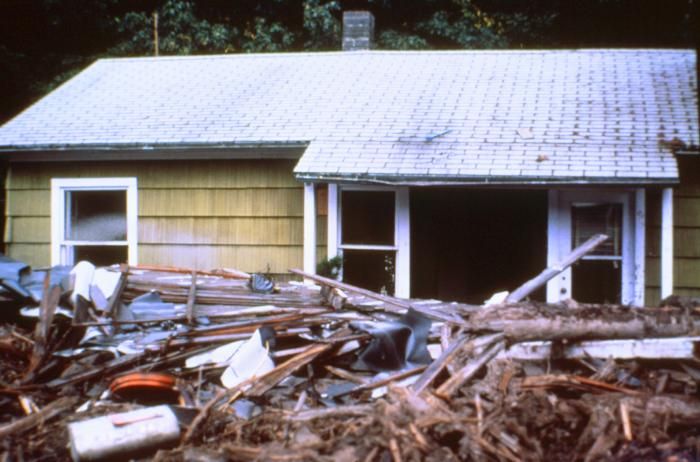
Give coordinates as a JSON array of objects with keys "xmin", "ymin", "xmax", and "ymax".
[
  {"xmin": 417, "ymin": 0, "xmax": 508, "ymax": 48},
  {"xmin": 303, "ymin": 0, "xmax": 341, "ymax": 50},
  {"xmin": 112, "ymin": 0, "xmax": 238, "ymax": 55}
]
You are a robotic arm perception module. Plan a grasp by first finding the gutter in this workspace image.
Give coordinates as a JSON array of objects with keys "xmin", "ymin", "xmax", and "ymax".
[
  {"xmin": 0, "ymin": 141, "xmax": 310, "ymax": 162},
  {"xmin": 294, "ymin": 173, "xmax": 680, "ymax": 188}
]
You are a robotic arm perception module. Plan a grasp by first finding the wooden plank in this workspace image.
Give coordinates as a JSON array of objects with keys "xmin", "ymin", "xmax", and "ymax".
[
  {"xmin": 506, "ymin": 233, "xmax": 608, "ymax": 303},
  {"xmin": 139, "ymin": 188, "xmax": 303, "ymax": 217},
  {"xmin": 186, "ymin": 270, "xmax": 197, "ymax": 324},
  {"xmin": 8, "ymin": 159, "xmax": 300, "ymax": 189}
]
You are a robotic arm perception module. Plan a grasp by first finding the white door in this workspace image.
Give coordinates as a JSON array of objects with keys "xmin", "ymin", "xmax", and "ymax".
[{"xmin": 547, "ymin": 189, "xmax": 644, "ymax": 305}]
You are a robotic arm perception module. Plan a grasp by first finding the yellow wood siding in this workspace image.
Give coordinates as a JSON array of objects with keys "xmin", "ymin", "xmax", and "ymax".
[
  {"xmin": 5, "ymin": 159, "xmax": 323, "ymax": 275},
  {"xmin": 645, "ymin": 157, "xmax": 700, "ymax": 305}
]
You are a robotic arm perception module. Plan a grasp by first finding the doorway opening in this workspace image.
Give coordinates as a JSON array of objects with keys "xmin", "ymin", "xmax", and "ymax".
[{"xmin": 411, "ymin": 188, "xmax": 547, "ymax": 304}]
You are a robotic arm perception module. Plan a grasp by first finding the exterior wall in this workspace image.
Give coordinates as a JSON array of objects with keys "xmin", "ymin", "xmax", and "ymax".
[
  {"xmin": 645, "ymin": 156, "xmax": 700, "ymax": 304},
  {"xmin": 4, "ymin": 159, "xmax": 326, "ymax": 276}
]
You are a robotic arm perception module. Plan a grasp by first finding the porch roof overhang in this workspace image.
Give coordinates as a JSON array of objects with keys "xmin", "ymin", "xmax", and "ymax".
[{"xmin": 293, "ymin": 139, "xmax": 681, "ymax": 186}]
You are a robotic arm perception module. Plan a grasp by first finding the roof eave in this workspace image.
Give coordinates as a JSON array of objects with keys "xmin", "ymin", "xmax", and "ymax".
[
  {"xmin": 295, "ymin": 172, "xmax": 680, "ymax": 187},
  {"xmin": 0, "ymin": 141, "xmax": 310, "ymax": 162}
]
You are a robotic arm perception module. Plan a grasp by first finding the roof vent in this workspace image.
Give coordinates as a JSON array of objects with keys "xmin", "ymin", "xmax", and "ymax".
[{"xmin": 342, "ymin": 11, "xmax": 374, "ymax": 51}]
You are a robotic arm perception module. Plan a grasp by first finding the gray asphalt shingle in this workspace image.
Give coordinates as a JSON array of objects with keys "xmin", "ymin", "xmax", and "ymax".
[{"xmin": 0, "ymin": 49, "xmax": 696, "ymax": 184}]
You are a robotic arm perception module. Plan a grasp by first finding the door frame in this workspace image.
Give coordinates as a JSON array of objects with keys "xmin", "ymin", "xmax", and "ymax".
[{"xmin": 546, "ymin": 188, "xmax": 645, "ymax": 306}]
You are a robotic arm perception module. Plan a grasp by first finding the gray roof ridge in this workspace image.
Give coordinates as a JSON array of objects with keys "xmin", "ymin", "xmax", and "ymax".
[{"xmin": 95, "ymin": 47, "xmax": 695, "ymax": 64}]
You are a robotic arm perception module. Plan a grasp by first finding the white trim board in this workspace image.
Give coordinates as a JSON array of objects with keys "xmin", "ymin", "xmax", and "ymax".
[{"xmin": 502, "ymin": 337, "xmax": 700, "ymax": 360}]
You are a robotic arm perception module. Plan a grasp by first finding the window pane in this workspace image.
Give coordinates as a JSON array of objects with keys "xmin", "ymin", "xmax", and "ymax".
[
  {"xmin": 74, "ymin": 245, "xmax": 127, "ymax": 266},
  {"xmin": 67, "ymin": 190, "xmax": 127, "ymax": 241},
  {"xmin": 572, "ymin": 204, "xmax": 621, "ymax": 256},
  {"xmin": 341, "ymin": 191, "xmax": 395, "ymax": 245},
  {"xmin": 343, "ymin": 250, "xmax": 395, "ymax": 295}
]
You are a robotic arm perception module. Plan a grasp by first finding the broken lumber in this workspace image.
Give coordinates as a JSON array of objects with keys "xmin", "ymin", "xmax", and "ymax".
[
  {"xmin": 186, "ymin": 270, "xmax": 197, "ymax": 324},
  {"xmin": 0, "ymin": 396, "xmax": 78, "ymax": 439},
  {"xmin": 435, "ymin": 339, "xmax": 505, "ymax": 399},
  {"xmin": 291, "ymin": 269, "xmax": 466, "ymax": 324},
  {"xmin": 505, "ymin": 233, "xmax": 608, "ymax": 303}
]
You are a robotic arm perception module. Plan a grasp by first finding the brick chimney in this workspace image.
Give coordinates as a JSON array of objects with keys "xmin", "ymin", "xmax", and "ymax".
[{"xmin": 342, "ymin": 11, "xmax": 374, "ymax": 51}]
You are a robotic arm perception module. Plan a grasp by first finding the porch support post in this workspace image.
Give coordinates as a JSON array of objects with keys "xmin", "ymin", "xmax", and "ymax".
[
  {"xmin": 303, "ymin": 182, "xmax": 317, "ymax": 276},
  {"xmin": 661, "ymin": 187, "xmax": 674, "ymax": 299},
  {"xmin": 546, "ymin": 189, "xmax": 563, "ymax": 303},
  {"xmin": 633, "ymin": 188, "xmax": 645, "ymax": 306},
  {"xmin": 327, "ymin": 183, "xmax": 339, "ymax": 259},
  {"xmin": 395, "ymin": 187, "xmax": 410, "ymax": 298}
]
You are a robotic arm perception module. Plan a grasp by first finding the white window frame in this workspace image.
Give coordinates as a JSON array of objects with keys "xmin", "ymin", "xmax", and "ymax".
[
  {"xmin": 330, "ymin": 184, "xmax": 411, "ymax": 298},
  {"xmin": 547, "ymin": 188, "xmax": 644, "ymax": 306},
  {"xmin": 50, "ymin": 178, "xmax": 138, "ymax": 266}
]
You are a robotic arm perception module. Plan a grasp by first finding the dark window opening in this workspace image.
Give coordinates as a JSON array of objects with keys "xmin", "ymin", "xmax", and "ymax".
[
  {"xmin": 74, "ymin": 246, "xmax": 128, "ymax": 267},
  {"xmin": 572, "ymin": 203, "xmax": 622, "ymax": 256},
  {"xmin": 343, "ymin": 250, "xmax": 395, "ymax": 295},
  {"xmin": 341, "ymin": 190, "xmax": 394, "ymax": 245},
  {"xmin": 572, "ymin": 260, "xmax": 621, "ymax": 304}
]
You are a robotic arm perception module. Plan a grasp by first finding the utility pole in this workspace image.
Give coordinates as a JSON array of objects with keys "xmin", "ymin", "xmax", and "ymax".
[{"xmin": 153, "ymin": 11, "xmax": 159, "ymax": 56}]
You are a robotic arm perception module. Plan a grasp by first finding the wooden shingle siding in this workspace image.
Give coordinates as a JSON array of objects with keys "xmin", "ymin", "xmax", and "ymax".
[
  {"xmin": 4, "ymin": 158, "xmax": 325, "ymax": 276},
  {"xmin": 645, "ymin": 157, "xmax": 700, "ymax": 305}
]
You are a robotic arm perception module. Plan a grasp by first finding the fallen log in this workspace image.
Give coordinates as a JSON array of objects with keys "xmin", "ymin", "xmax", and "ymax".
[{"xmin": 469, "ymin": 305, "xmax": 700, "ymax": 342}]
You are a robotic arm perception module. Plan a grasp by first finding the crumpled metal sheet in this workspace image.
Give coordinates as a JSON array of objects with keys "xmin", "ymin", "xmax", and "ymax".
[
  {"xmin": 0, "ymin": 253, "xmax": 32, "ymax": 299},
  {"xmin": 128, "ymin": 291, "xmax": 178, "ymax": 319},
  {"xmin": 350, "ymin": 308, "xmax": 432, "ymax": 372},
  {"xmin": 249, "ymin": 273, "xmax": 275, "ymax": 294}
]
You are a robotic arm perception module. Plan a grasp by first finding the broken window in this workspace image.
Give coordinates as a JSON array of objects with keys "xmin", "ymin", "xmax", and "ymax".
[
  {"xmin": 340, "ymin": 190, "xmax": 396, "ymax": 294},
  {"xmin": 51, "ymin": 178, "xmax": 137, "ymax": 266},
  {"xmin": 571, "ymin": 203, "xmax": 622, "ymax": 303}
]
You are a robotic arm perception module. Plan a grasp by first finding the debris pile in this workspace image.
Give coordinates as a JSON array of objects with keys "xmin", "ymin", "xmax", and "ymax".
[{"xmin": 1, "ymin": 253, "xmax": 700, "ymax": 461}]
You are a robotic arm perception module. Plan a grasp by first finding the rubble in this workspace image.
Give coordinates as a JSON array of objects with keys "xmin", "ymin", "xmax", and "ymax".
[{"xmin": 1, "ymin": 252, "xmax": 700, "ymax": 461}]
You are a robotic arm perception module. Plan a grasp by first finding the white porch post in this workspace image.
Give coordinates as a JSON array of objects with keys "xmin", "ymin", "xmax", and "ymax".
[
  {"xmin": 633, "ymin": 188, "xmax": 645, "ymax": 306},
  {"xmin": 661, "ymin": 187, "xmax": 674, "ymax": 299},
  {"xmin": 327, "ymin": 183, "xmax": 339, "ymax": 259},
  {"xmin": 546, "ymin": 189, "xmax": 563, "ymax": 302},
  {"xmin": 394, "ymin": 187, "xmax": 411, "ymax": 298},
  {"xmin": 303, "ymin": 182, "xmax": 317, "ymax": 276}
]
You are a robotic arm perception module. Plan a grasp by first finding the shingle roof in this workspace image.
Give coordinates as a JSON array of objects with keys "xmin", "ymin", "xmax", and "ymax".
[{"xmin": 0, "ymin": 49, "xmax": 696, "ymax": 184}]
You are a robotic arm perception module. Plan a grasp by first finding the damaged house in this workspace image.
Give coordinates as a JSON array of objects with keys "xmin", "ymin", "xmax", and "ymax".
[{"xmin": 0, "ymin": 12, "xmax": 698, "ymax": 307}]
